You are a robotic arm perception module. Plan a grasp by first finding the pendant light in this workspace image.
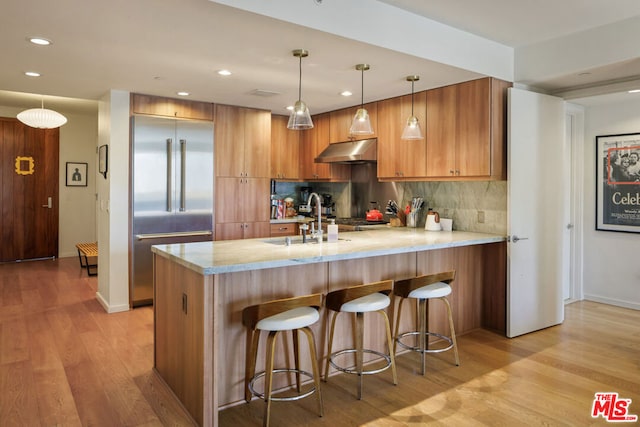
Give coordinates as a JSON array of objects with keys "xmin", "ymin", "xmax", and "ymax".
[
  {"xmin": 17, "ymin": 96, "xmax": 67, "ymax": 129},
  {"xmin": 401, "ymin": 75, "xmax": 424, "ymax": 140},
  {"xmin": 287, "ymin": 49, "xmax": 314, "ymax": 130},
  {"xmin": 349, "ymin": 63, "xmax": 374, "ymax": 135}
]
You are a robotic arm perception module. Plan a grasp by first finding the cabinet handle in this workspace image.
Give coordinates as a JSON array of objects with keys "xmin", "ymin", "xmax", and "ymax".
[
  {"xmin": 456, "ymin": 170, "xmax": 460, "ymax": 176},
  {"xmin": 179, "ymin": 139, "xmax": 186, "ymax": 212},
  {"xmin": 449, "ymin": 169, "xmax": 454, "ymax": 175},
  {"xmin": 166, "ymin": 138, "xmax": 173, "ymax": 212},
  {"xmin": 182, "ymin": 293, "xmax": 188, "ymax": 314},
  {"xmin": 278, "ymin": 227, "xmax": 288, "ymax": 231}
]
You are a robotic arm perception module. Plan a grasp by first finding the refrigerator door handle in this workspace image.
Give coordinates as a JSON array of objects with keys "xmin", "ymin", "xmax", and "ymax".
[
  {"xmin": 180, "ymin": 139, "xmax": 186, "ymax": 212},
  {"xmin": 166, "ymin": 138, "xmax": 173, "ymax": 212},
  {"xmin": 135, "ymin": 230, "xmax": 213, "ymax": 240}
]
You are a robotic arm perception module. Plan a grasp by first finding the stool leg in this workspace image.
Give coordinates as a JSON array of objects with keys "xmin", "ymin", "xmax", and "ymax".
[
  {"xmin": 393, "ymin": 297, "xmax": 405, "ymax": 356},
  {"xmin": 442, "ymin": 297, "xmax": 460, "ymax": 366},
  {"xmin": 263, "ymin": 331, "xmax": 279, "ymax": 427},
  {"xmin": 292, "ymin": 329, "xmax": 301, "ymax": 393},
  {"xmin": 245, "ymin": 329, "xmax": 260, "ymax": 402},
  {"xmin": 379, "ymin": 309, "xmax": 398, "ymax": 386},
  {"xmin": 355, "ymin": 311, "xmax": 364, "ymax": 400},
  {"xmin": 324, "ymin": 311, "xmax": 338, "ymax": 382},
  {"xmin": 301, "ymin": 326, "xmax": 324, "ymax": 417},
  {"xmin": 418, "ymin": 298, "xmax": 427, "ymax": 376}
]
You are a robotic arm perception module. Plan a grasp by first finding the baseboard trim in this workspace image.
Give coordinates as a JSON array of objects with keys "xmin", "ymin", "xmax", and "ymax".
[
  {"xmin": 95, "ymin": 291, "xmax": 130, "ymax": 313},
  {"xmin": 583, "ymin": 294, "xmax": 640, "ymax": 311}
]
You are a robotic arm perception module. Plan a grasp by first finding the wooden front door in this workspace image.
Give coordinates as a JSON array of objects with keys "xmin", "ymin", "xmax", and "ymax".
[{"xmin": 0, "ymin": 118, "xmax": 59, "ymax": 261}]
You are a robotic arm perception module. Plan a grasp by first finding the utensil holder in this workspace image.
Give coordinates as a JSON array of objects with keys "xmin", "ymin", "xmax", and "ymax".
[{"xmin": 406, "ymin": 209, "xmax": 421, "ymax": 228}]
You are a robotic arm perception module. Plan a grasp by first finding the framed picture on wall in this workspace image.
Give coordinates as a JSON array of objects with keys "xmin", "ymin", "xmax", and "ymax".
[
  {"xmin": 596, "ymin": 133, "xmax": 640, "ymax": 233},
  {"xmin": 98, "ymin": 144, "xmax": 108, "ymax": 179},
  {"xmin": 66, "ymin": 162, "xmax": 88, "ymax": 187}
]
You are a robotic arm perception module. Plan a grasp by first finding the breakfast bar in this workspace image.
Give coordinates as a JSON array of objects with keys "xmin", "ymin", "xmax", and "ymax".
[{"xmin": 151, "ymin": 228, "xmax": 506, "ymax": 426}]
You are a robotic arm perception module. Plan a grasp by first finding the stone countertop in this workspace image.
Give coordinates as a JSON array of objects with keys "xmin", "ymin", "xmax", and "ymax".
[{"xmin": 151, "ymin": 228, "xmax": 506, "ymax": 275}]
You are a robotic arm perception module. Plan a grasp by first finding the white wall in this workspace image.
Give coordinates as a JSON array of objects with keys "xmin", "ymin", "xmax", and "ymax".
[
  {"xmin": 583, "ymin": 97, "xmax": 640, "ymax": 310},
  {"xmin": 59, "ymin": 112, "xmax": 98, "ymax": 257},
  {"xmin": 0, "ymin": 106, "xmax": 97, "ymax": 258},
  {"xmin": 95, "ymin": 90, "xmax": 130, "ymax": 313}
]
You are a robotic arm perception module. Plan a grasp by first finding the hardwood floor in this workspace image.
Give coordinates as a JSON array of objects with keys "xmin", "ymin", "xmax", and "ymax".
[{"xmin": 1, "ymin": 257, "xmax": 639, "ymax": 426}]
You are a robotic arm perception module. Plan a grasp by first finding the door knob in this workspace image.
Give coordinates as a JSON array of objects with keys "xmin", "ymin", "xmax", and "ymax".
[
  {"xmin": 42, "ymin": 197, "xmax": 52, "ymax": 209},
  {"xmin": 511, "ymin": 235, "xmax": 529, "ymax": 243}
]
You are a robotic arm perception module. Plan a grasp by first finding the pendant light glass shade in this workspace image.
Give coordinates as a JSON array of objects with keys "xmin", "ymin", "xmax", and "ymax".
[
  {"xmin": 401, "ymin": 75, "xmax": 423, "ymax": 140},
  {"xmin": 287, "ymin": 49, "xmax": 314, "ymax": 130},
  {"xmin": 17, "ymin": 98, "xmax": 67, "ymax": 129},
  {"xmin": 349, "ymin": 64, "xmax": 374, "ymax": 135}
]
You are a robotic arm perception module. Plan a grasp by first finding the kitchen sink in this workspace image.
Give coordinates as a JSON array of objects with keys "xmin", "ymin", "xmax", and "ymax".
[{"xmin": 264, "ymin": 236, "xmax": 350, "ymax": 245}]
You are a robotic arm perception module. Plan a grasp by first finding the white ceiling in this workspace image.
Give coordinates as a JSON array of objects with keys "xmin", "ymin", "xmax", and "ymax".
[
  {"xmin": 1, "ymin": 0, "xmax": 640, "ymax": 116},
  {"xmin": 379, "ymin": 0, "xmax": 640, "ymax": 47}
]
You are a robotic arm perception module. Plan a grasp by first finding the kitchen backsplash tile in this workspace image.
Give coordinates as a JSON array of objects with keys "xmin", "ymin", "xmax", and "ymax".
[
  {"xmin": 271, "ymin": 179, "xmax": 507, "ymax": 235},
  {"xmin": 399, "ymin": 181, "xmax": 507, "ymax": 234}
]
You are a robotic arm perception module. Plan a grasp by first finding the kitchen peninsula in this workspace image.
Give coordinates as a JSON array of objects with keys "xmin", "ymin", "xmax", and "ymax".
[{"xmin": 151, "ymin": 228, "xmax": 506, "ymax": 426}]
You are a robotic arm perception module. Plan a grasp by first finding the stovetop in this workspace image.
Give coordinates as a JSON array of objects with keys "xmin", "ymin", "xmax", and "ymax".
[
  {"xmin": 332, "ymin": 217, "xmax": 389, "ymax": 231},
  {"xmin": 334, "ymin": 217, "xmax": 388, "ymax": 225}
]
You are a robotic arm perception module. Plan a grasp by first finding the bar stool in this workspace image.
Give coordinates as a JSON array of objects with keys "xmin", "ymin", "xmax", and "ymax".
[
  {"xmin": 393, "ymin": 271, "xmax": 459, "ymax": 375},
  {"xmin": 324, "ymin": 280, "xmax": 397, "ymax": 400},
  {"xmin": 243, "ymin": 293, "xmax": 324, "ymax": 427}
]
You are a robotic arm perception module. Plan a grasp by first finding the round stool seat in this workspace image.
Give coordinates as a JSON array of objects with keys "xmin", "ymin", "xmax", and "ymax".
[
  {"xmin": 408, "ymin": 281, "xmax": 451, "ymax": 299},
  {"xmin": 256, "ymin": 307, "xmax": 319, "ymax": 331},
  {"xmin": 340, "ymin": 292, "xmax": 390, "ymax": 313}
]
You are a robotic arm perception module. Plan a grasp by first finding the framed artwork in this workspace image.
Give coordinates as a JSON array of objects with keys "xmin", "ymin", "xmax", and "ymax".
[
  {"xmin": 596, "ymin": 133, "xmax": 640, "ymax": 233},
  {"xmin": 66, "ymin": 162, "xmax": 88, "ymax": 187},
  {"xmin": 98, "ymin": 144, "xmax": 108, "ymax": 179}
]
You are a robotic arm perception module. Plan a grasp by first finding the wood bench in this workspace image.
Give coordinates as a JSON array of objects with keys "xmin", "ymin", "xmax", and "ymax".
[{"xmin": 76, "ymin": 242, "xmax": 98, "ymax": 276}]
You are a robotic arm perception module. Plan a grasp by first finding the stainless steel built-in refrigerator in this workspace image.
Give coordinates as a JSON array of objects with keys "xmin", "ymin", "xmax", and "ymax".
[{"xmin": 131, "ymin": 115, "xmax": 214, "ymax": 307}]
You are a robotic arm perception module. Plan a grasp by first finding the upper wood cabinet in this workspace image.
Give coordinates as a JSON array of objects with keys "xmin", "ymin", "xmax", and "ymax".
[
  {"xmin": 270, "ymin": 115, "xmax": 300, "ymax": 180},
  {"xmin": 214, "ymin": 104, "xmax": 270, "ymax": 178},
  {"xmin": 329, "ymin": 102, "xmax": 377, "ymax": 143},
  {"xmin": 300, "ymin": 113, "xmax": 351, "ymax": 181},
  {"xmin": 377, "ymin": 91, "xmax": 427, "ymax": 180},
  {"xmin": 425, "ymin": 77, "xmax": 510, "ymax": 180},
  {"xmin": 131, "ymin": 94, "xmax": 213, "ymax": 121}
]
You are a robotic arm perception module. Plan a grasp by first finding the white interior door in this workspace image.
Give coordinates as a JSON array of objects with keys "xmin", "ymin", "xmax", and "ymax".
[{"xmin": 507, "ymin": 88, "xmax": 565, "ymax": 338}]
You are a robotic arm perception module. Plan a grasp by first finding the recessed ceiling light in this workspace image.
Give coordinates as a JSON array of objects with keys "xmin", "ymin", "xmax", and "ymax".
[
  {"xmin": 177, "ymin": 91, "xmax": 190, "ymax": 96},
  {"xmin": 25, "ymin": 71, "xmax": 41, "ymax": 77},
  {"xmin": 341, "ymin": 91, "xmax": 353, "ymax": 97},
  {"xmin": 628, "ymin": 89, "xmax": 640, "ymax": 94},
  {"xmin": 28, "ymin": 37, "xmax": 52, "ymax": 46},
  {"xmin": 217, "ymin": 70, "xmax": 232, "ymax": 76}
]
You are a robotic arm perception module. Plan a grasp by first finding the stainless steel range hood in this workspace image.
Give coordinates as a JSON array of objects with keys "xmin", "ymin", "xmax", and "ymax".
[{"xmin": 314, "ymin": 138, "xmax": 377, "ymax": 163}]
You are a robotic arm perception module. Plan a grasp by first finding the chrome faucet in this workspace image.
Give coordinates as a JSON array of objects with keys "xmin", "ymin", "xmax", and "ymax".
[{"xmin": 307, "ymin": 192, "xmax": 323, "ymax": 242}]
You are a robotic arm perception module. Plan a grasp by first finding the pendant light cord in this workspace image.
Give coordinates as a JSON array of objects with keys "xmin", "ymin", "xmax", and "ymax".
[
  {"xmin": 411, "ymin": 79, "xmax": 415, "ymax": 115},
  {"xmin": 298, "ymin": 54, "xmax": 302, "ymax": 102},
  {"xmin": 360, "ymin": 66, "xmax": 364, "ymax": 108}
]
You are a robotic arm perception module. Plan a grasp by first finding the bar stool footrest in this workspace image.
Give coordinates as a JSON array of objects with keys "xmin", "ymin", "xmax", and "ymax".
[
  {"xmin": 249, "ymin": 369, "xmax": 318, "ymax": 402},
  {"xmin": 329, "ymin": 349, "xmax": 392, "ymax": 376},
  {"xmin": 396, "ymin": 331, "xmax": 454, "ymax": 354}
]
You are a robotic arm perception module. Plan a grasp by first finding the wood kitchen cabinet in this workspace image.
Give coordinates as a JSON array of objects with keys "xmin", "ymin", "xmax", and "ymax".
[
  {"xmin": 270, "ymin": 115, "xmax": 300, "ymax": 180},
  {"xmin": 300, "ymin": 113, "xmax": 351, "ymax": 181},
  {"xmin": 329, "ymin": 102, "xmax": 377, "ymax": 143},
  {"xmin": 214, "ymin": 104, "xmax": 271, "ymax": 178},
  {"xmin": 131, "ymin": 93, "xmax": 213, "ymax": 121},
  {"xmin": 214, "ymin": 177, "xmax": 270, "ymax": 240},
  {"xmin": 425, "ymin": 77, "xmax": 509, "ymax": 180},
  {"xmin": 270, "ymin": 222, "xmax": 298, "ymax": 237},
  {"xmin": 214, "ymin": 104, "xmax": 271, "ymax": 240},
  {"xmin": 377, "ymin": 91, "xmax": 427, "ymax": 180}
]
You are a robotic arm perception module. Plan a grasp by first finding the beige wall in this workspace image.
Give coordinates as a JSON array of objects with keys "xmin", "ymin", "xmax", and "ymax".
[{"xmin": 0, "ymin": 105, "xmax": 98, "ymax": 258}]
